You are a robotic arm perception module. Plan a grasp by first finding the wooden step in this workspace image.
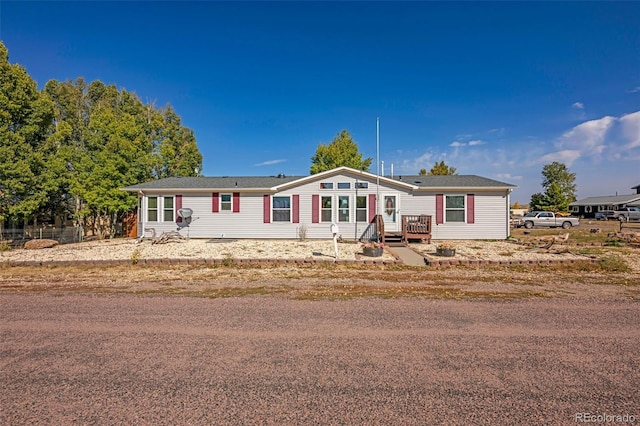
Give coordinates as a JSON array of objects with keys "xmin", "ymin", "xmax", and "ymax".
[{"xmin": 384, "ymin": 233, "xmax": 405, "ymax": 247}]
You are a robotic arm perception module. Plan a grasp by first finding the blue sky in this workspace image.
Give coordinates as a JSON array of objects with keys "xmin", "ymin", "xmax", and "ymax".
[{"xmin": 2, "ymin": 1, "xmax": 639, "ymax": 203}]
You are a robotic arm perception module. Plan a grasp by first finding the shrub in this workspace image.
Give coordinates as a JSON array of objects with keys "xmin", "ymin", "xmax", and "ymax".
[{"xmin": 598, "ymin": 255, "xmax": 631, "ymax": 273}]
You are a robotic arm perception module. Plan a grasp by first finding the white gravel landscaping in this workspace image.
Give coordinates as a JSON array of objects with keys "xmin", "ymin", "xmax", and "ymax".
[{"xmin": 0, "ymin": 237, "xmax": 601, "ymax": 265}]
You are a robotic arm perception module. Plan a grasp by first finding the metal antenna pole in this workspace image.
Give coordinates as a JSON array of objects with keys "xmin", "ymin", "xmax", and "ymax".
[{"xmin": 376, "ymin": 117, "xmax": 380, "ymax": 241}]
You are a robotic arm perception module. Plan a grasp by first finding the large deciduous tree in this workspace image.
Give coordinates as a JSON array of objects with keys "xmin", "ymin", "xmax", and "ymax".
[
  {"xmin": 427, "ymin": 160, "xmax": 457, "ymax": 175},
  {"xmin": 0, "ymin": 41, "xmax": 203, "ymax": 238},
  {"xmin": 310, "ymin": 130, "xmax": 372, "ymax": 174},
  {"xmin": 529, "ymin": 162, "xmax": 577, "ymax": 212},
  {"xmin": 0, "ymin": 42, "xmax": 54, "ymax": 224}
]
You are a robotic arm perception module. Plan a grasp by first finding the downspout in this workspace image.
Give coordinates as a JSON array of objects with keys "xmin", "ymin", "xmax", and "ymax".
[
  {"xmin": 506, "ymin": 189, "xmax": 511, "ymax": 238},
  {"xmin": 139, "ymin": 190, "xmax": 145, "ymax": 239}
]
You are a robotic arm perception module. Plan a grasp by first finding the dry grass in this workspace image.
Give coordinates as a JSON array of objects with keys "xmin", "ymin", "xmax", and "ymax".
[{"xmin": 0, "ymin": 256, "xmax": 637, "ymax": 300}]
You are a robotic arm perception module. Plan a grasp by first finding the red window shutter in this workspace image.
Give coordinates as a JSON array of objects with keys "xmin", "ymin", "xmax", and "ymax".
[
  {"xmin": 467, "ymin": 194, "xmax": 475, "ymax": 224},
  {"xmin": 263, "ymin": 195, "xmax": 271, "ymax": 223},
  {"xmin": 436, "ymin": 194, "xmax": 444, "ymax": 224},
  {"xmin": 176, "ymin": 194, "xmax": 183, "ymax": 223},
  {"xmin": 368, "ymin": 194, "xmax": 376, "ymax": 222},
  {"xmin": 212, "ymin": 192, "xmax": 219, "ymax": 213},
  {"xmin": 311, "ymin": 195, "xmax": 319, "ymax": 223},
  {"xmin": 233, "ymin": 192, "xmax": 240, "ymax": 213},
  {"xmin": 292, "ymin": 195, "xmax": 300, "ymax": 223}
]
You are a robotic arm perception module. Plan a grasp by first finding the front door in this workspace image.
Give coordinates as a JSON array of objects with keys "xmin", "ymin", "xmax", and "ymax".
[{"xmin": 382, "ymin": 194, "xmax": 399, "ymax": 232}]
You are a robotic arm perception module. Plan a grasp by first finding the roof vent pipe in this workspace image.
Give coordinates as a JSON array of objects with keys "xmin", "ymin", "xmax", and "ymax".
[{"xmin": 391, "ymin": 163, "xmax": 394, "ymax": 179}]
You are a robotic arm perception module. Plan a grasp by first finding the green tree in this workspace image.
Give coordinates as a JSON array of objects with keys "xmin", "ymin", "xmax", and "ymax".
[
  {"xmin": 427, "ymin": 160, "xmax": 457, "ymax": 175},
  {"xmin": 152, "ymin": 106, "xmax": 203, "ymax": 178},
  {"xmin": 541, "ymin": 162, "xmax": 577, "ymax": 205},
  {"xmin": 419, "ymin": 168, "xmax": 427, "ymax": 176},
  {"xmin": 0, "ymin": 41, "xmax": 54, "ymax": 224},
  {"xmin": 310, "ymin": 130, "xmax": 372, "ymax": 174},
  {"xmin": 529, "ymin": 162, "xmax": 577, "ymax": 212},
  {"xmin": 529, "ymin": 192, "xmax": 548, "ymax": 211}
]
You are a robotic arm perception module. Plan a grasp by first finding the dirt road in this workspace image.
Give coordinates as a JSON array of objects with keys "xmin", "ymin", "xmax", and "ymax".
[{"xmin": 1, "ymin": 293, "xmax": 638, "ymax": 425}]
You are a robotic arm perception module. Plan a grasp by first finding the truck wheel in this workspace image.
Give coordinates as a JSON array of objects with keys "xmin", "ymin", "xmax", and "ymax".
[
  {"xmin": 524, "ymin": 221, "xmax": 533, "ymax": 229},
  {"xmin": 618, "ymin": 215, "xmax": 627, "ymax": 222},
  {"xmin": 561, "ymin": 221, "xmax": 572, "ymax": 229}
]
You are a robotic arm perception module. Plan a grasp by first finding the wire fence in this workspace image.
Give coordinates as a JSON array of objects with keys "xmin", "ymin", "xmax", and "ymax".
[{"xmin": 1, "ymin": 226, "xmax": 85, "ymax": 246}]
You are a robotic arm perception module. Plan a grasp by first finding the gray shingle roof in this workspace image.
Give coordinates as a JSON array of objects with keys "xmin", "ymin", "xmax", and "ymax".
[
  {"xmin": 123, "ymin": 175, "xmax": 304, "ymax": 191},
  {"xmin": 388, "ymin": 174, "xmax": 517, "ymax": 188},
  {"xmin": 122, "ymin": 169, "xmax": 516, "ymax": 192},
  {"xmin": 570, "ymin": 194, "xmax": 640, "ymax": 206}
]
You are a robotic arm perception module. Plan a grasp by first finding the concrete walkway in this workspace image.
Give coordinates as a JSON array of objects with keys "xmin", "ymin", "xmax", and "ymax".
[{"xmin": 389, "ymin": 246, "xmax": 427, "ymax": 266}]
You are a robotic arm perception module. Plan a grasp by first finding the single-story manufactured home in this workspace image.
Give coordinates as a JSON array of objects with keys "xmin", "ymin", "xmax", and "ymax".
[
  {"xmin": 123, "ymin": 166, "xmax": 517, "ymax": 241},
  {"xmin": 569, "ymin": 184, "xmax": 640, "ymax": 218}
]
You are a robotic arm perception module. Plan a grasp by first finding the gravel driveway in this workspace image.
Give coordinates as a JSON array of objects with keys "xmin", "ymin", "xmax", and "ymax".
[{"xmin": 2, "ymin": 293, "xmax": 638, "ymax": 425}]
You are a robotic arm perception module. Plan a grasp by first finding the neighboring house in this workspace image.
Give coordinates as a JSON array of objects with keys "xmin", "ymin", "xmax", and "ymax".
[
  {"xmin": 569, "ymin": 184, "xmax": 640, "ymax": 218},
  {"xmin": 122, "ymin": 166, "xmax": 517, "ymax": 241}
]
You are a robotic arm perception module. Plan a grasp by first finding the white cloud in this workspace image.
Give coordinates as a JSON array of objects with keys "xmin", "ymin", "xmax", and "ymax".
[
  {"xmin": 556, "ymin": 116, "xmax": 616, "ymax": 158},
  {"xmin": 572, "ymin": 102, "xmax": 584, "ymax": 109},
  {"xmin": 398, "ymin": 151, "xmax": 434, "ymax": 174},
  {"xmin": 628, "ymin": 86, "xmax": 640, "ymax": 93},
  {"xmin": 619, "ymin": 111, "xmax": 640, "ymax": 149},
  {"xmin": 254, "ymin": 159, "xmax": 286, "ymax": 166},
  {"xmin": 536, "ymin": 150, "xmax": 582, "ymax": 166},
  {"xmin": 496, "ymin": 173, "xmax": 523, "ymax": 181},
  {"xmin": 450, "ymin": 139, "xmax": 483, "ymax": 147}
]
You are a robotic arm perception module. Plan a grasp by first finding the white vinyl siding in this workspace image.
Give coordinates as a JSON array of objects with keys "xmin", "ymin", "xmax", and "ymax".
[{"xmin": 137, "ymin": 172, "xmax": 511, "ymax": 240}]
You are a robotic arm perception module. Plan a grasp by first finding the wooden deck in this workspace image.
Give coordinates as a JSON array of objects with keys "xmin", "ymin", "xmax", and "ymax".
[{"xmin": 367, "ymin": 214, "xmax": 432, "ymax": 246}]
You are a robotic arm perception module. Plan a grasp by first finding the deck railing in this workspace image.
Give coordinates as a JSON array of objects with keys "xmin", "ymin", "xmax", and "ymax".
[
  {"xmin": 359, "ymin": 214, "xmax": 384, "ymax": 243},
  {"xmin": 401, "ymin": 215, "xmax": 432, "ymax": 243}
]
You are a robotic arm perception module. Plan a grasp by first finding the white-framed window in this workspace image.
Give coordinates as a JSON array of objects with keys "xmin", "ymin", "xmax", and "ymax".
[
  {"xmin": 445, "ymin": 195, "xmax": 465, "ymax": 222},
  {"xmin": 337, "ymin": 182, "xmax": 351, "ymax": 189},
  {"xmin": 220, "ymin": 193, "xmax": 232, "ymax": 211},
  {"xmin": 572, "ymin": 206, "xmax": 579, "ymax": 213},
  {"xmin": 148, "ymin": 197, "xmax": 158, "ymax": 222},
  {"xmin": 356, "ymin": 195, "xmax": 367, "ymax": 222},
  {"xmin": 338, "ymin": 195, "xmax": 350, "ymax": 222},
  {"xmin": 147, "ymin": 196, "xmax": 174, "ymax": 222},
  {"xmin": 163, "ymin": 196, "xmax": 174, "ymax": 222},
  {"xmin": 355, "ymin": 182, "xmax": 368, "ymax": 189},
  {"xmin": 272, "ymin": 196, "xmax": 291, "ymax": 222},
  {"xmin": 320, "ymin": 182, "xmax": 333, "ymax": 189},
  {"xmin": 321, "ymin": 196, "xmax": 333, "ymax": 222},
  {"xmin": 585, "ymin": 206, "xmax": 592, "ymax": 213}
]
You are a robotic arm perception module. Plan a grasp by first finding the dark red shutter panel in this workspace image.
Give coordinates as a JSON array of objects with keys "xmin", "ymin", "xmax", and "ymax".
[
  {"xmin": 176, "ymin": 195, "xmax": 183, "ymax": 222},
  {"xmin": 292, "ymin": 195, "xmax": 300, "ymax": 223},
  {"xmin": 436, "ymin": 194, "xmax": 444, "ymax": 224},
  {"xmin": 212, "ymin": 192, "xmax": 219, "ymax": 213},
  {"xmin": 368, "ymin": 194, "xmax": 376, "ymax": 222},
  {"xmin": 263, "ymin": 195, "xmax": 271, "ymax": 223},
  {"xmin": 233, "ymin": 192, "xmax": 240, "ymax": 213},
  {"xmin": 311, "ymin": 195, "xmax": 319, "ymax": 223},
  {"xmin": 467, "ymin": 194, "xmax": 475, "ymax": 224}
]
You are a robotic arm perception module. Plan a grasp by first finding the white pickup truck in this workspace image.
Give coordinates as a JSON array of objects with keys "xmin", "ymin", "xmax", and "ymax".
[
  {"xmin": 517, "ymin": 211, "xmax": 580, "ymax": 229},
  {"xmin": 606, "ymin": 207, "xmax": 640, "ymax": 222}
]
